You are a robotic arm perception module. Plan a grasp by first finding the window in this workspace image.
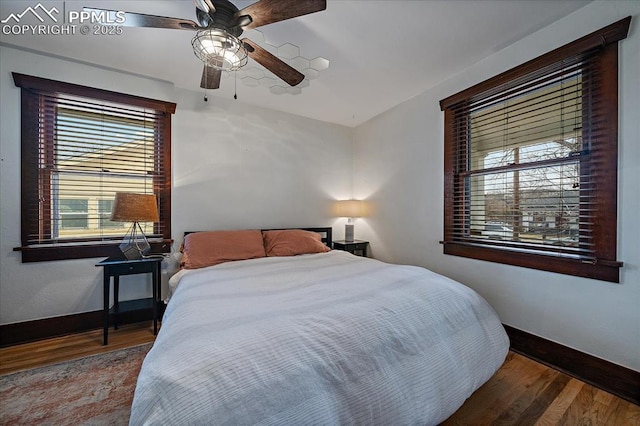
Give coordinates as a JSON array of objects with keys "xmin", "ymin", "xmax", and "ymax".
[
  {"xmin": 439, "ymin": 17, "xmax": 631, "ymax": 283},
  {"xmin": 59, "ymin": 199, "xmax": 89, "ymax": 230},
  {"xmin": 13, "ymin": 74, "xmax": 176, "ymax": 262}
]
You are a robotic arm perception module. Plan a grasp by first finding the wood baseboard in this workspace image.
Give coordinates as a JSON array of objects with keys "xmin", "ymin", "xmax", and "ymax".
[
  {"xmin": 504, "ymin": 324, "xmax": 639, "ymax": 406},
  {"xmin": 0, "ymin": 304, "xmax": 164, "ymax": 347}
]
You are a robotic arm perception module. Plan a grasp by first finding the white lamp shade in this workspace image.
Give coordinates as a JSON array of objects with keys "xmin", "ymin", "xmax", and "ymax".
[{"xmin": 336, "ymin": 199, "xmax": 362, "ymax": 218}]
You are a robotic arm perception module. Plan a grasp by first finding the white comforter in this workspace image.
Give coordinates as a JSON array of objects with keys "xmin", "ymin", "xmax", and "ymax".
[{"xmin": 130, "ymin": 251, "xmax": 509, "ymax": 425}]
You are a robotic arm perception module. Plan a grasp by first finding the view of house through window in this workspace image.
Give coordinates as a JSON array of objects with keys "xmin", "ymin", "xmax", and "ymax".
[{"xmin": 53, "ymin": 105, "xmax": 156, "ymax": 239}]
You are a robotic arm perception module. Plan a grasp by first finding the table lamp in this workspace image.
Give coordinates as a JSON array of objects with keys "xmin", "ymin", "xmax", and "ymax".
[
  {"xmin": 111, "ymin": 192, "xmax": 159, "ymax": 259},
  {"xmin": 337, "ymin": 199, "xmax": 362, "ymax": 242}
]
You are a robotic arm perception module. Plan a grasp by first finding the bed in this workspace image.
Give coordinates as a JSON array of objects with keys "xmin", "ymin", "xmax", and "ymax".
[{"xmin": 130, "ymin": 227, "xmax": 509, "ymax": 425}]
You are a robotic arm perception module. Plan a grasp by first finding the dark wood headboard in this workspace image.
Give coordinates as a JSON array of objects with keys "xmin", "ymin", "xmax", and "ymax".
[{"xmin": 184, "ymin": 227, "xmax": 333, "ymax": 247}]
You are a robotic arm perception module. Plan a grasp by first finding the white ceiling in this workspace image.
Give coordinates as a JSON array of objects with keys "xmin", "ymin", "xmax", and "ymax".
[{"xmin": 0, "ymin": 0, "xmax": 591, "ymax": 127}]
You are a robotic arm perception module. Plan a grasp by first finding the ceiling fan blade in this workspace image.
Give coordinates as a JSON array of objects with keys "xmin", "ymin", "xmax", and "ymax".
[
  {"xmin": 83, "ymin": 8, "xmax": 200, "ymax": 30},
  {"xmin": 200, "ymin": 66, "xmax": 222, "ymax": 89},
  {"xmin": 237, "ymin": 0, "xmax": 326, "ymax": 29},
  {"xmin": 242, "ymin": 39, "xmax": 304, "ymax": 86}
]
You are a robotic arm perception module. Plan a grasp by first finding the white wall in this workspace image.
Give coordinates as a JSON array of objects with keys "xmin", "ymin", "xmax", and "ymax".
[
  {"xmin": 353, "ymin": 0, "xmax": 640, "ymax": 371},
  {"xmin": 171, "ymin": 91, "xmax": 353, "ymax": 239},
  {"xmin": 0, "ymin": 46, "xmax": 353, "ymax": 325}
]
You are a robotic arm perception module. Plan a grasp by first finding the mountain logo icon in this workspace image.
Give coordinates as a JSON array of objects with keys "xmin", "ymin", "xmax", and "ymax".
[{"xmin": 1, "ymin": 3, "xmax": 59, "ymax": 24}]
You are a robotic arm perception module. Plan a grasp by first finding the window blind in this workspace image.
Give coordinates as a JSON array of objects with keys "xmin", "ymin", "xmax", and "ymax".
[
  {"xmin": 447, "ymin": 53, "xmax": 595, "ymax": 257},
  {"xmin": 439, "ymin": 17, "xmax": 630, "ymax": 282},
  {"xmin": 13, "ymin": 73, "xmax": 175, "ymax": 261}
]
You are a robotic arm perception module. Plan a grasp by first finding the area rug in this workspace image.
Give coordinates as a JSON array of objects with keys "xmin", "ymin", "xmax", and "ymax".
[{"xmin": 0, "ymin": 343, "xmax": 152, "ymax": 425}]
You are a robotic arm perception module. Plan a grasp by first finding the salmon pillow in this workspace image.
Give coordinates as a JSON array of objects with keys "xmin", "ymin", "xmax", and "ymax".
[
  {"xmin": 180, "ymin": 230, "xmax": 266, "ymax": 269},
  {"xmin": 262, "ymin": 229, "xmax": 331, "ymax": 257}
]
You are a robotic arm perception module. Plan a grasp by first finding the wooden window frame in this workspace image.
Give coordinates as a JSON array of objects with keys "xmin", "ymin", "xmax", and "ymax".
[
  {"xmin": 439, "ymin": 17, "xmax": 631, "ymax": 283},
  {"xmin": 12, "ymin": 73, "xmax": 176, "ymax": 262}
]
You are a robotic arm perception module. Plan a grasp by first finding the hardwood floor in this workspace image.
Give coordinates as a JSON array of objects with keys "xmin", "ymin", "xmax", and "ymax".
[
  {"xmin": 443, "ymin": 352, "xmax": 640, "ymax": 425},
  {"xmin": 0, "ymin": 322, "xmax": 155, "ymax": 375},
  {"xmin": 1, "ymin": 323, "xmax": 638, "ymax": 425}
]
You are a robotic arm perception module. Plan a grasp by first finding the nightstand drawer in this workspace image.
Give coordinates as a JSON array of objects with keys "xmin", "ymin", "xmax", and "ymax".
[{"xmin": 106, "ymin": 261, "xmax": 157, "ymax": 276}]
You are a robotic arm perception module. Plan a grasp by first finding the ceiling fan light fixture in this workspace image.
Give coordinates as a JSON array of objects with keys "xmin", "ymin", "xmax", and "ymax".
[{"xmin": 192, "ymin": 29, "xmax": 248, "ymax": 71}]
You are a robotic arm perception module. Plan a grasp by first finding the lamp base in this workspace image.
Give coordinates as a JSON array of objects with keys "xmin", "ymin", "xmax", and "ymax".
[
  {"xmin": 119, "ymin": 240, "xmax": 150, "ymax": 260},
  {"xmin": 119, "ymin": 222, "xmax": 151, "ymax": 260},
  {"xmin": 345, "ymin": 223, "xmax": 354, "ymax": 242}
]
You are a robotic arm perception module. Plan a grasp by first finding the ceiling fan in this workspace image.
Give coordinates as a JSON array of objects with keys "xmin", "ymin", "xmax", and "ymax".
[{"xmin": 84, "ymin": 0, "xmax": 326, "ymax": 90}]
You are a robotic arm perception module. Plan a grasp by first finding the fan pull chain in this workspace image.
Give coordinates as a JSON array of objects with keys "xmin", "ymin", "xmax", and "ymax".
[
  {"xmin": 234, "ymin": 71, "xmax": 238, "ymax": 100},
  {"xmin": 203, "ymin": 67, "xmax": 208, "ymax": 102}
]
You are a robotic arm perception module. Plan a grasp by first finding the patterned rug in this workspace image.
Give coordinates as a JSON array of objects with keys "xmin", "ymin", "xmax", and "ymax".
[{"xmin": 0, "ymin": 343, "xmax": 152, "ymax": 425}]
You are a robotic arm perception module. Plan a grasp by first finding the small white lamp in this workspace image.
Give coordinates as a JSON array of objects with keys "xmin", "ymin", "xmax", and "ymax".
[{"xmin": 336, "ymin": 199, "xmax": 362, "ymax": 242}]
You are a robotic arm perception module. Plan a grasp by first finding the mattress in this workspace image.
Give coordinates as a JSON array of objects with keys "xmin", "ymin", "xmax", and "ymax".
[{"xmin": 130, "ymin": 250, "xmax": 509, "ymax": 425}]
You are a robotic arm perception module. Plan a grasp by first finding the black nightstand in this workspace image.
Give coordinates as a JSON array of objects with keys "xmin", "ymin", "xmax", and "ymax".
[
  {"xmin": 96, "ymin": 256, "xmax": 163, "ymax": 345},
  {"xmin": 333, "ymin": 240, "xmax": 369, "ymax": 257}
]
